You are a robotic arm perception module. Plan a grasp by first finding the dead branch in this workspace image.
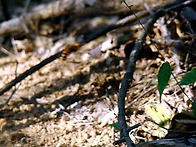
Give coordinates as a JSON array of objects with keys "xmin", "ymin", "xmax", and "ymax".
[
  {"xmin": 0, "ymin": 0, "xmax": 133, "ymax": 36},
  {"xmin": 79, "ymin": 9, "xmax": 154, "ymax": 43},
  {"xmin": 0, "ymin": 51, "xmax": 62, "ymax": 96},
  {"xmin": 115, "ymin": 0, "xmax": 196, "ymax": 146},
  {"xmin": 0, "ymin": 0, "xmax": 171, "ymax": 37},
  {"xmin": 0, "ymin": 0, "xmax": 74, "ymax": 36},
  {"xmin": 0, "ymin": 2, "xmax": 162, "ymax": 97}
]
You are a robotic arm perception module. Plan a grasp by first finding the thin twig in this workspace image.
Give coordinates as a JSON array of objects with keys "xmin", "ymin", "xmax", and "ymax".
[
  {"xmin": 171, "ymin": 72, "xmax": 191, "ymax": 99},
  {"xmin": 82, "ymin": 8, "xmax": 155, "ymax": 44},
  {"xmin": 145, "ymin": 117, "xmax": 196, "ymax": 135},
  {"xmin": 126, "ymin": 85, "xmax": 157, "ymax": 108},
  {"xmin": 0, "ymin": 5, "xmax": 160, "ymax": 99},
  {"xmin": 0, "ymin": 61, "xmax": 20, "ymax": 108},
  {"xmin": 0, "ymin": 51, "xmax": 63, "ymax": 96}
]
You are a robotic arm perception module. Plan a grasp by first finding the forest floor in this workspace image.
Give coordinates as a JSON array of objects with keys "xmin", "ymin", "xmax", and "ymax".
[{"xmin": 0, "ymin": 0, "xmax": 196, "ymax": 146}]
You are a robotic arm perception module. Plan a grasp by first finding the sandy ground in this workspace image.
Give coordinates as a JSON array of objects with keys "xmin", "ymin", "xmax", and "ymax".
[{"xmin": 0, "ymin": 0, "xmax": 195, "ymax": 146}]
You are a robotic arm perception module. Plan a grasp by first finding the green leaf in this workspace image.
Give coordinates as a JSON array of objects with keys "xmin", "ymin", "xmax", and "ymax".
[
  {"xmin": 192, "ymin": 100, "xmax": 196, "ymax": 116},
  {"xmin": 180, "ymin": 68, "xmax": 196, "ymax": 85},
  {"xmin": 109, "ymin": 122, "xmax": 120, "ymax": 131},
  {"xmin": 158, "ymin": 62, "xmax": 171, "ymax": 101},
  {"xmin": 121, "ymin": 0, "xmax": 125, "ymax": 3}
]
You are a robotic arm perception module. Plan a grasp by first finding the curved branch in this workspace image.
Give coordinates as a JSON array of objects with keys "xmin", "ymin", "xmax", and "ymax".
[{"xmin": 115, "ymin": 0, "xmax": 196, "ymax": 146}]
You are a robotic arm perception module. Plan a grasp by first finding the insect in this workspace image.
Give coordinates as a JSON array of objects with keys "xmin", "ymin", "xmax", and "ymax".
[{"xmin": 61, "ymin": 43, "xmax": 81, "ymax": 60}]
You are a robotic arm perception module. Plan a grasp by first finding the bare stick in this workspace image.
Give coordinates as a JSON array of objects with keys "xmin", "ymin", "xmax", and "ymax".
[
  {"xmin": 0, "ymin": 51, "xmax": 63, "ymax": 96},
  {"xmin": 0, "ymin": 61, "xmax": 20, "ymax": 108},
  {"xmin": 0, "ymin": 6, "xmax": 157, "ymax": 97},
  {"xmin": 116, "ymin": 8, "xmax": 165, "ymax": 147}
]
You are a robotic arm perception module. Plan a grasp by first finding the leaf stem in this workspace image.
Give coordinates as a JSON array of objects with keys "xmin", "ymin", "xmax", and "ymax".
[{"xmin": 171, "ymin": 72, "xmax": 191, "ymax": 100}]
